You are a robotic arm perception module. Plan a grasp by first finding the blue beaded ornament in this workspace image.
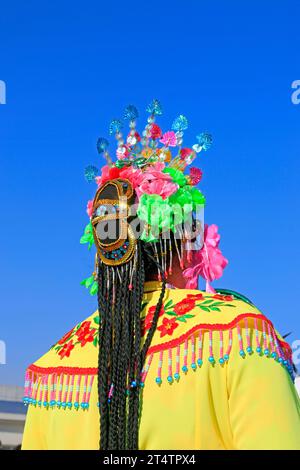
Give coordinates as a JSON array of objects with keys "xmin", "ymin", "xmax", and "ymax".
[
  {"xmin": 146, "ymin": 99, "xmax": 162, "ymax": 116},
  {"xmin": 172, "ymin": 115, "xmax": 188, "ymax": 132},
  {"xmin": 124, "ymin": 104, "xmax": 139, "ymax": 121},
  {"xmin": 84, "ymin": 165, "xmax": 98, "ymax": 183},
  {"xmin": 109, "ymin": 119, "xmax": 123, "ymax": 135},
  {"xmin": 196, "ymin": 133, "xmax": 213, "ymax": 151},
  {"xmin": 96, "ymin": 137, "xmax": 109, "ymax": 154}
]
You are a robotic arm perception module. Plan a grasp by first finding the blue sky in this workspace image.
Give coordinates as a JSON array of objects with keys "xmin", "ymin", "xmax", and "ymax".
[{"xmin": 0, "ymin": 1, "xmax": 299, "ymax": 384}]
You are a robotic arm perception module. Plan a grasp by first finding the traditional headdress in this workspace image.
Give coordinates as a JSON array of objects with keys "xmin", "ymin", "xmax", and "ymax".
[{"xmin": 81, "ymin": 99, "xmax": 227, "ymax": 294}]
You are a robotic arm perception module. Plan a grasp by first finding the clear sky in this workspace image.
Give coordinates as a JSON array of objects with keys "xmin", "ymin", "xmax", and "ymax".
[{"xmin": 0, "ymin": 1, "xmax": 299, "ymax": 385}]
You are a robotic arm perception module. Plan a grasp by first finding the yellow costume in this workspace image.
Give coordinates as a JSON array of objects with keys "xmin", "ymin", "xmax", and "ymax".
[{"xmin": 22, "ymin": 282, "xmax": 300, "ymax": 450}]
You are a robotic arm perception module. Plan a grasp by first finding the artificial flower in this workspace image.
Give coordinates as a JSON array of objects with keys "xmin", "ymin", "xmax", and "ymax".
[
  {"xmin": 149, "ymin": 123, "xmax": 162, "ymax": 139},
  {"xmin": 180, "ymin": 148, "xmax": 196, "ymax": 165},
  {"xmin": 127, "ymin": 131, "xmax": 141, "ymax": 146},
  {"xmin": 86, "ymin": 200, "xmax": 94, "ymax": 218},
  {"xmin": 119, "ymin": 166, "xmax": 144, "ymax": 188},
  {"xmin": 183, "ymin": 224, "xmax": 228, "ymax": 292},
  {"xmin": 156, "ymin": 148, "xmax": 172, "ymax": 162},
  {"xmin": 136, "ymin": 178, "xmax": 178, "ymax": 200},
  {"xmin": 160, "ymin": 131, "xmax": 177, "ymax": 147},
  {"xmin": 163, "ymin": 167, "xmax": 187, "ymax": 187},
  {"xmin": 116, "ymin": 145, "xmax": 130, "ymax": 160},
  {"xmin": 188, "ymin": 167, "xmax": 203, "ymax": 186}
]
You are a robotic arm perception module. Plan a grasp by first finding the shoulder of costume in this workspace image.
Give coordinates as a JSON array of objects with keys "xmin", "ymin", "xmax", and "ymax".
[{"xmin": 23, "ymin": 289, "xmax": 294, "ymax": 411}]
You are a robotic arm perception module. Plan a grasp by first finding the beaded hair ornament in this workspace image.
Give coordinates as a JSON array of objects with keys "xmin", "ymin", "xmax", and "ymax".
[{"xmin": 80, "ymin": 99, "xmax": 228, "ymax": 295}]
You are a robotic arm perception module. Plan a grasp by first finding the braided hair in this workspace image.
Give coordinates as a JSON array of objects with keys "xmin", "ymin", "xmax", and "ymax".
[{"xmin": 97, "ymin": 241, "xmax": 166, "ymax": 450}]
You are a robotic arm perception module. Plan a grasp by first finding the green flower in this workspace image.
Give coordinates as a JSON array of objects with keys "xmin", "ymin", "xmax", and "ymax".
[
  {"xmin": 163, "ymin": 168, "xmax": 187, "ymax": 187},
  {"xmin": 80, "ymin": 275, "xmax": 98, "ymax": 296},
  {"xmin": 80, "ymin": 222, "xmax": 94, "ymax": 250},
  {"xmin": 169, "ymin": 186, "xmax": 205, "ymax": 211}
]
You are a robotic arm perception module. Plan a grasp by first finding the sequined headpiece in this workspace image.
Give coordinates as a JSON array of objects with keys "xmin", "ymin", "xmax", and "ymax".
[{"xmin": 80, "ymin": 99, "xmax": 228, "ymax": 295}]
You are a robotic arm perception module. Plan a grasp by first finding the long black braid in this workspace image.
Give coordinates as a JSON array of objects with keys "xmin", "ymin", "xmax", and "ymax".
[{"xmin": 97, "ymin": 241, "xmax": 166, "ymax": 450}]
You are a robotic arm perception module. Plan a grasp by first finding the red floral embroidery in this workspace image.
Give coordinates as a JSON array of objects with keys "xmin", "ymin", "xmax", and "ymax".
[
  {"xmin": 58, "ymin": 341, "xmax": 75, "ymax": 359},
  {"xmin": 173, "ymin": 298, "xmax": 196, "ymax": 316},
  {"xmin": 186, "ymin": 293, "xmax": 204, "ymax": 301},
  {"xmin": 157, "ymin": 317, "xmax": 179, "ymax": 337},
  {"xmin": 76, "ymin": 321, "xmax": 96, "ymax": 347},
  {"xmin": 213, "ymin": 294, "xmax": 234, "ymax": 302},
  {"xmin": 142, "ymin": 305, "xmax": 165, "ymax": 335},
  {"xmin": 57, "ymin": 329, "xmax": 74, "ymax": 345},
  {"xmin": 76, "ymin": 321, "xmax": 91, "ymax": 334}
]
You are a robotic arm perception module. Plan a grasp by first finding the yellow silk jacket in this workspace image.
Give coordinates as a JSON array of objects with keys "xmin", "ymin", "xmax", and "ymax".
[{"xmin": 22, "ymin": 282, "xmax": 300, "ymax": 450}]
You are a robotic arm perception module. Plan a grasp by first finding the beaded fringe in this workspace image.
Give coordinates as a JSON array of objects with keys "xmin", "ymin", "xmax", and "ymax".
[
  {"xmin": 23, "ymin": 317, "xmax": 294, "ymax": 410},
  {"xmin": 23, "ymin": 372, "xmax": 95, "ymax": 409}
]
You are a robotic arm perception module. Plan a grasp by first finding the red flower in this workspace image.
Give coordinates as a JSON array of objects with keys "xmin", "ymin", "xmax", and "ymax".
[
  {"xmin": 173, "ymin": 299, "xmax": 196, "ymax": 316},
  {"xmin": 180, "ymin": 148, "xmax": 195, "ymax": 161},
  {"xmin": 149, "ymin": 124, "xmax": 162, "ymax": 139},
  {"xmin": 57, "ymin": 328, "xmax": 74, "ymax": 345},
  {"xmin": 213, "ymin": 294, "xmax": 234, "ymax": 302},
  {"xmin": 142, "ymin": 305, "xmax": 164, "ymax": 335},
  {"xmin": 186, "ymin": 293, "xmax": 204, "ymax": 301},
  {"xmin": 109, "ymin": 167, "xmax": 122, "ymax": 180},
  {"xmin": 58, "ymin": 341, "xmax": 75, "ymax": 359},
  {"xmin": 157, "ymin": 317, "xmax": 179, "ymax": 338}
]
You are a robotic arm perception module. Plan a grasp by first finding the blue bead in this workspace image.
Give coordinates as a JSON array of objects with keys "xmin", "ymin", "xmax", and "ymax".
[
  {"xmin": 155, "ymin": 377, "xmax": 162, "ymax": 384},
  {"xmin": 239, "ymin": 350, "xmax": 245, "ymax": 357},
  {"xmin": 32, "ymin": 399, "xmax": 37, "ymax": 405},
  {"xmin": 74, "ymin": 402, "xmax": 79, "ymax": 409},
  {"xmin": 81, "ymin": 403, "xmax": 86, "ymax": 409},
  {"xmin": 38, "ymin": 400, "xmax": 42, "ymax": 407},
  {"xmin": 219, "ymin": 358, "xmax": 224, "ymax": 365},
  {"xmin": 43, "ymin": 401, "xmax": 48, "ymax": 407},
  {"xmin": 264, "ymin": 349, "xmax": 269, "ymax": 356},
  {"xmin": 271, "ymin": 352, "xmax": 277, "ymax": 359},
  {"xmin": 61, "ymin": 402, "xmax": 66, "ymax": 408},
  {"xmin": 67, "ymin": 402, "xmax": 72, "ymax": 408},
  {"xmin": 167, "ymin": 376, "xmax": 173, "ymax": 383},
  {"xmin": 246, "ymin": 347, "xmax": 253, "ymax": 354},
  {"xmin": 208, "ymin": 356, "xmax": 215, "ymax": 363},
  {"xmin": 174, "ymin": 373, "xmax": 180, "ymax": 380},
  {"xmin": 283, "ymin": 360, "xmax": 288, "ymax": 366},
  {"xmin": 224, "ymin": 354, "xmax": 229, "ymax": 361},
  {"xmin": 131, "ymin": 380, "xmax": 137, "ymax": 388},
  {"xmin": 191, "ymin": 363, "xmax": 197, "ymax": 370},
  {"xmin": 278, "ymin": 357, "xmax": 283, "ymax": 363},
  {"xmin": 182, "ymin": 365, "xmax": 188, "ymax": 372},
  {"xmin": 256, "ymin": 347, "xmax": 262, "ymax": 354},
  {"xmin": 139, "ymin": 382, "xmax": 144, "ymax": 388},
  {"xmin": 197, "ymin": 359, "xmax": 203, "ymax": 366},
  {"xmin": 56, "ymin": 401, "xmax": 61, "ymax": 407},
  {"xmin": 108, "ymin": 398, "xmax": 111, "ymax": 404}
]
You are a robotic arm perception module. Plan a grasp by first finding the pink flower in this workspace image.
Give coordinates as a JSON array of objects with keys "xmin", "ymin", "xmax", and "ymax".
[
  {"xmin": 160, "ymin": 131, "xmax": 177, "ymax": 147},
  {"xmin": 95, "ymin": 165, "xmax": 110, "ymax": 186},
  {"xmin": 183, "ymin": 224, "xmax": 228, "ymax": 292},
  {"xmin": 135, "ymin": 162, "xmax": 178, "ymax": 199},
  {"xmin": 86, "ymin": 200, "xmax": 94, "ymax": 218},
  {"xmin": 119, "ymin": 167, "xmax": 144, "ymax": 188},
  {"xmin": 136, "ymin": 179, "xmax": 178, "ymax": 200}
]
